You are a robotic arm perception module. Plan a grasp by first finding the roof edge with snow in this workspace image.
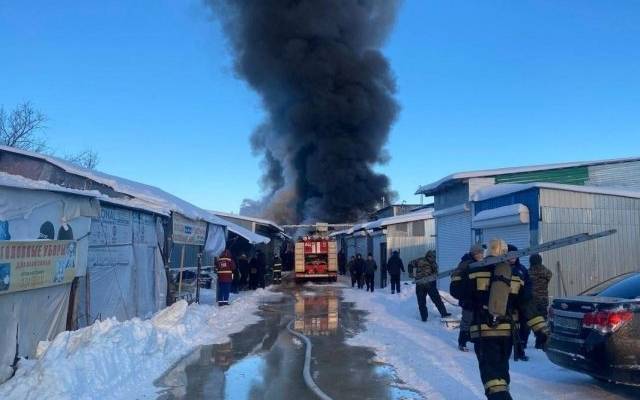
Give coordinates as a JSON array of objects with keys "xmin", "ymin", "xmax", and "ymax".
[
  {"xmin": 0, "ymin": 145, "xmax": 226, "ymax": 225},
  {"xmin": 212, "ymin": 211, "xmax": 284, "ymax": 232},
  {"xmin": 472, "ymin": 182, "xmax": 640, "ymax": 202},
  {"xmin": 416, "ymin": 156, "xmax": 640, "ymax": 195}
]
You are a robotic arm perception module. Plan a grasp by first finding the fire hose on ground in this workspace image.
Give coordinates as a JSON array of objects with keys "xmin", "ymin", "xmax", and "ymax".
[{"xmin": 286, "ymin": 320, "xmax": 334, "ymax": 400}]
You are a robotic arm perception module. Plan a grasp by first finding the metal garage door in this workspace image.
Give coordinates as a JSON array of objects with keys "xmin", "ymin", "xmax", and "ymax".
[
  {"xmin": 481, "ymin": 224, "xmax": 531, "ymax": 267},
  {"xmin": 436, "ymin": 210, "xmax": 472, "ymax": 272}
]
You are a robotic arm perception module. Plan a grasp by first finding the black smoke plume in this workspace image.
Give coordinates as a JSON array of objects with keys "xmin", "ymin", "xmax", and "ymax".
[{"xmin": 209, "ymin": 0, "xmax": 400, "ymax": 224}]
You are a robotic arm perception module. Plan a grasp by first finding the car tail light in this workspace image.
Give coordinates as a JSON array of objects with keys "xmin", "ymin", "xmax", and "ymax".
[{"xmin": 582, "ymin": 309, "xmax": 633, "ymax": 334}]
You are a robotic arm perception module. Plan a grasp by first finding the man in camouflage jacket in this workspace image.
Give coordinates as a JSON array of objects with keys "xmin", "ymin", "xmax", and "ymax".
[
  {"xmin": 528, "ymin": 254, "xmax": 553, "ymax": 318},
  {"xmin": 413, "ymin": 250, "xmax": 450, "ymax": 321}
]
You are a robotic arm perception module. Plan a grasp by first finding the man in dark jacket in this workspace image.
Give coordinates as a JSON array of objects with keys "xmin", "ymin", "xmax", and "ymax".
[
  {"xmin": 463, "ymin": 239, "xmax": 548, "ymax": 400},
  {"xmin": 354, "ymin": 254, "xmax": 366, "ymax": 289},
  {"xmin": 348, "ymin": 256, "xmax": 358, "ymax": 288},
  {"xmin": 414, "ymin": 250, "xmax": 451, "ymax": 322},
  {"xmin": 451, "ymin": 244, "xmax": 484, "ymax": 351},
  {"xmin": 508, "ymin": 245, "xmax": 531, "ymax": 361},
  {"xmin": 386, "ymin": 250, "xmax": 405, "ymax": 294},
  {"xmin": 338, "ymin": 249, "xmax": 347, "ymax": 276},
  {"xmin": 237, "ymin": 253, "xmax": 250, "ymax": 290},
  {"xmin": 256, "ymin": 250, "xmax": 267, "ymax": 289},
  {"xmin": 364, "ymin": 253, "xmax": 377, "ymax": 292},
  {"xmin": 380, "ymin": 256, "xmax": 388, "ymax": 289},
  {"xmin": 529, "ymin": 254, "xmax": 552, "ymax": 318}
]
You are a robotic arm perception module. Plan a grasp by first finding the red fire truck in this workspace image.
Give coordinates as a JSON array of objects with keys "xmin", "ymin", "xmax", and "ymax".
[{"xmin": 294, "ymin": 236, "xmax": 338, "ymax": 282}]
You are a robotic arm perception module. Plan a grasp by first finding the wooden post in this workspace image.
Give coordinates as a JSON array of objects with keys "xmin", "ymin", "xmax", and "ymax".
[
  {"xmin": 557, "ymin": 261, "xmax": 568, "ymax": 297},
  {"xmin": 66, "ymin": 277, "xmax": 79, "ymax": 331},
  {"xmin": 85, "ymin": 273, "xmax": 90, "ymax": 327},
  {"xmin": 195, "ymin": 252, "xmax": 202, "ymax": 304},
  {"xmin": 178, "ymin": 245, "xmax": 186, "ymax": 298}
]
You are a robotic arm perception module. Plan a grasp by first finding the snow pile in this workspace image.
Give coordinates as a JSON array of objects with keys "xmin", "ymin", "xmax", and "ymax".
[
  {"xmin": 0, "ymin": 289, "xmax": 281, "ymax": 400},
  {"xmin": 340, "ymin": 279, "xmax": 633, "ymax": 400}
]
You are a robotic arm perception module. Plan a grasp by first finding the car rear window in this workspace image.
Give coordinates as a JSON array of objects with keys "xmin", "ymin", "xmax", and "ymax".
[{"xmin": 582, "ymin": 273, "xmax": 640, "ymax": 299}]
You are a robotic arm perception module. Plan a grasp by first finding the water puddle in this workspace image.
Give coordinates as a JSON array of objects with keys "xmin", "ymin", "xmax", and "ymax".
[{"xmin": 156, "ymin": 284, "xmax": 424, "ymax": 399}]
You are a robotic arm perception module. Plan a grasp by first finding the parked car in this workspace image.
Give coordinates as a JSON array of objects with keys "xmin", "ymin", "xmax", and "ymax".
[{"xmin": 547, "ymin": 272, "xmax": 640, "ymax": 386}]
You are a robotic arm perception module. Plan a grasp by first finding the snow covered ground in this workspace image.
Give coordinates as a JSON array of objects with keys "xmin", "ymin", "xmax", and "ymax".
[
  {"xmin": 0, "ymin": 288, "xmax": 281, "ymax": 400},
  {"xmin": 340, "ymin": 278, "xmax": 637, "ymax": 400}
]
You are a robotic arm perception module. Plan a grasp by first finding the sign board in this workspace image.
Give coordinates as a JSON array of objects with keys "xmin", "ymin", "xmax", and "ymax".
[
  {"xmin": 90, "ymin": 206, "xmax": 132, "ymax": 246},
  {"xmin": 172, "ymin": 213, "xmax": 207, "ymax": 246},
  {"xmin": 0, "ymin": 240, "xmax": 77, "ymax": 295}
]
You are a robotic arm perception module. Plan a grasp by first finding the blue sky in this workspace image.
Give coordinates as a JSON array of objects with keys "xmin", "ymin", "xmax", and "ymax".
[{"xmin": 1, "ymin": 1, "xmax": 639, "ymax": 213}]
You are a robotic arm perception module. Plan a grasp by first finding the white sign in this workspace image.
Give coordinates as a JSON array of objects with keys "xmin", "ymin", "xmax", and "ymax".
[
  {"xmin": 90, "ymin": 207, "xmax": 132, "ymax": 246},
  {"xmin": 172, "ymin": 213, "xmax": 206, "ymax": 246}
]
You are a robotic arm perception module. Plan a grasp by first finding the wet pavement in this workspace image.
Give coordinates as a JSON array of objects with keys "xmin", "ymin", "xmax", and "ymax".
[{"xmin": 156, "ymin": 281, "xmax": 423, "ymax": 400}]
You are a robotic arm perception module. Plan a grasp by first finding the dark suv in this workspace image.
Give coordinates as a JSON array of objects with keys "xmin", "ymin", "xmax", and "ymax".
[{"xmin": 547, "ymin": 272, "xmax": 640, "ymax": 386}]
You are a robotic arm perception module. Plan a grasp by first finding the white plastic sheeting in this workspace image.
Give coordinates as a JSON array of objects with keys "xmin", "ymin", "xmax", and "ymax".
[
  {"xmin": 80, "ymin": 205, "xmax": 167, "ymax": 327},
  {"xmin": 204, "ymin": 223, "xmax": 226, "ymax": 257},
  {"xmin": 0, "ymin": 284, "xmax": 71, "ymax": 383},
  {"xmin": 85, "ymin": 246, "xmax": 135, "ymax": 323},
  {"xmin": 0, "ymin": 186, "xmax": 97, "ymax": 384}
]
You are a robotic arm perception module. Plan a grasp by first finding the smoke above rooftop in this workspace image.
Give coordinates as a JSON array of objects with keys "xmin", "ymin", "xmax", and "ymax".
[{"xmin": 209, "ymin": 0, "xmax": 400, "ymax": 224}]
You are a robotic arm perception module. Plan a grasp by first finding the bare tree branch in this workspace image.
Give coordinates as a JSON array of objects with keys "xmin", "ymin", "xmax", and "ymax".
[
  {"xmin": 1, "ymin": 102, "xmax": 100, "ymax": 170},
  {"xmin": 64, "ymin": 149, "xmax": 100, "ymax": 170},
  {"xmin": 0, "ymin": 102, "xmax": 48, "ymax": 152}
]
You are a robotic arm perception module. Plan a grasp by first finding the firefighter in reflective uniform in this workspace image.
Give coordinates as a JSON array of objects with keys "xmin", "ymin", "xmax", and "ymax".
[
  {"xmin": 272, "ymin": 254, "xmax": 283, "ymax": 284},
  {"xmin": 464, "ymin": 239, "xmax": 548, "ymax": 400},
  {"xmin": 215, "ymin": 249, "xmax": 236, "ymax": 306}
]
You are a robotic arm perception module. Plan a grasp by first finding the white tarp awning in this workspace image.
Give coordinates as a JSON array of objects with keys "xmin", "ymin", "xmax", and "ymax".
[{"xmin": 225, "ymin": 220, "xmax": 270, "ymax": 244}]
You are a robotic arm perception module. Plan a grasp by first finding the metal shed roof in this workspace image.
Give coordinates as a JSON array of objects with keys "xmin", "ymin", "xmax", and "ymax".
[
  {"xmin": 0, "ymin": 171, "xmax": 100, "ymax": 198},
  {"xmin": 334, "ymin": 209, "xmax": 435, "ymax": 237},
  {"xmin": 222, "ymin": 219, "xmax": 271, "ymax": 244},
  {"xmin": 472, "ymin": 182, "xmax": 640, "ymax": 202},
  {"xmin": 212, "ymin": 211, "xmax": 284, "ymax": 232},
  {"xmin": 416, "ymin": 157, "xmax": 640, "ymax": 196}
]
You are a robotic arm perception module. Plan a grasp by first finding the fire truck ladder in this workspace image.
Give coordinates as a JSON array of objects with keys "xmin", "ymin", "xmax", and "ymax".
[{"xmin": 469, "ymin": 229, "xmax": 617, "ymax": 268}]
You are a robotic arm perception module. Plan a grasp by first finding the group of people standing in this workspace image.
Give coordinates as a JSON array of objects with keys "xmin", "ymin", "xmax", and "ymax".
[
  {"xmin": 339, "ymin": 241, "xmax": 554, "ymax": 400},
  {"xmin": 343, "ymin": 252, "xmax": 379, "ymax": 291},
  {"xmin": 450, "ymin": 241, "xmax": 553, "ymax": 400},
  {"xmin": 214, "ymin": 249, "xmax": 283, "ymax": 306}
]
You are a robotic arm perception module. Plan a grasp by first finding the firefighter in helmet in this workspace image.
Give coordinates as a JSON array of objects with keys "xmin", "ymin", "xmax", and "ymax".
[{"xmin": 463, "ymin": 239, "xmax": 548, "ymax": 400}]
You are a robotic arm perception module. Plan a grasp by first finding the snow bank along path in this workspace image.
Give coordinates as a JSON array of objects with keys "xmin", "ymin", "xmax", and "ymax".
[
  {"xmin": 0, "ymin": 289, "xmax": 281, "ymax": 400},
  {"xmin": 340, "ymin": 279, "xmax": 634, "ymax": 400}
]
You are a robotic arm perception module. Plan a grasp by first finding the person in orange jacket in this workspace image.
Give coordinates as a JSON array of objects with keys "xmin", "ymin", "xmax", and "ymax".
[{"xmin": 216, "ymin": 249, "xmax": 236, "ymax": 306}]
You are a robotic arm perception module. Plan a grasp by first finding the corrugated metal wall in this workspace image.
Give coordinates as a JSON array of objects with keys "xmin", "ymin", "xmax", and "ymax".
[
  {"xmin": 436, "ymin": 210, "xmax": 472, "ymax": 272},
  {"xmin": 480, "ymin": 223, "xmax": 531, "ymax": 267},
  {"xmin": 388, "ymin": 236, "xmax": 436, "ymax": 281},
  {"xmin": 587, "ymin": 161, "xmax": 640, "ymax": 190},
  {"xmin": 539, "ymin": 188, "xmax": 640, "ymax": 298},
  {"xmin": 434, "ymin": 183, "xmax": 469, "ymax": 210},
  {"xmin": 345, "ymin": 234, "xmax": 368, "ymax": 260},
  {"xmin": 496, "ymin": 166, "xmax": 589, "ymax": 185}
]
